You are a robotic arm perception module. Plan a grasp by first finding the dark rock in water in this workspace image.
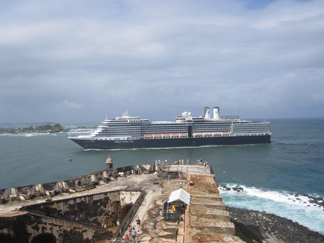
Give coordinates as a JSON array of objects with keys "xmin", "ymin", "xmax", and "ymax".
[
  {"xmin": 227, "ymin": 207, "xmax": 324, "ymax": 243},
  {"xmin": 233, "ymin": 187, "xmax": 244, "ymax": 192},
  {"xmin": 219, "ymin": 184, "xmax": 244, "ymax": 192}
]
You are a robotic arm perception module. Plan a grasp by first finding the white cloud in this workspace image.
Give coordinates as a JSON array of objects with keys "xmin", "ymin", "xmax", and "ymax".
[
  {"xmin": 0, "ymin": 0, "xmax": 323, "ymax": 122},
  {"xmin": 63, "ymin": 100, "xmax": 83, "ymax": 109}
]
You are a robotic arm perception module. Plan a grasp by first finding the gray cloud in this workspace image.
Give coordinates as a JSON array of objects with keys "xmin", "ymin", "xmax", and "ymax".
[{"xmin": 0, "ymin": 0, "xmax": 323, "ymax": 123}]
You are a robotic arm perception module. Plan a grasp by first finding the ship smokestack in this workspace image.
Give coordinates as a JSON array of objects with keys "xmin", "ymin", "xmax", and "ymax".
[
  {"xmin": 213, "ymin": 107, "xmax": 220, "ymax": 120},
  {"xmin": 204, "ymin": 107, "xmax": 210, "ymax": 119}
]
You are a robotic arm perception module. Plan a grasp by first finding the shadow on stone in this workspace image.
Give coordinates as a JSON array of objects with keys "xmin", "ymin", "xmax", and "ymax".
[{"xmin": 232, "ymin": 221, "xmax": 263, "ymax": 243}]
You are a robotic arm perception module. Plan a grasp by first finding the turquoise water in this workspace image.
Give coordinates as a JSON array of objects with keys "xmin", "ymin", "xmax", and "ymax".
[{"xmin": 0, "ymin": 118, "xmax": 323, "ymax": 234}]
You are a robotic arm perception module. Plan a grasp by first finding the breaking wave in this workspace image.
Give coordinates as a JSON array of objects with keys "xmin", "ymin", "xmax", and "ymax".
[{"xmin": 219, "ymin": 184, "xmax": 324, "ymax": 235}]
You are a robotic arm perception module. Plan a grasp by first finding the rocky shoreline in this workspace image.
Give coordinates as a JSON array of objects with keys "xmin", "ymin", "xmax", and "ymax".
[{"xmin": 227, "ymin": 206, "xmax": 324, "ymax": 243}]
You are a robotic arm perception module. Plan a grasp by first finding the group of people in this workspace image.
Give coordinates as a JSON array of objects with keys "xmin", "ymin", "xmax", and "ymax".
[
  {"xmin": 130, "ymin": 167, "xmax": 142, "ymax": 176},
  {"xmin": 101, "ymin": 223, "xmax": 107, "ymax": 230},
  {"xmin": 163, "ymin": 158, "xmax": 208, "ymax": 166},
  {"xmin": 174, "ymin": 159, "xmax": 184, "ymax": 165},
  {"xmin": 125, "ymin": 217, "xmax": 141, "ymax": 241},
  {"xmin": 155, "ymin": 158, "xmax": 192, "ymax": 166},
  {"xmin": 198, "ymin": 158, "xmax": 208, "ymax": 167},
  {"xmin": 155, "ymin": 159, "xmax": 167, "ymax": 164}
]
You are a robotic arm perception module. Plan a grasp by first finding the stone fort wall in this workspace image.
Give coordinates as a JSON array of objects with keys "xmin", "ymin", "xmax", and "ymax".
[{"xmin": 0, "ymin": 163, "xmax": 156, "ymax": 204}]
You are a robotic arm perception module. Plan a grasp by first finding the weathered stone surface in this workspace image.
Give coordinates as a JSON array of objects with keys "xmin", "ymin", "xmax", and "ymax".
[
  {"xmin": 187, "ymin": 173, "xmax": 218, "ymax": 192},
  {"xmin": 20, "ymin": 190, "xmax": 141, "ymax": 228},
  {"xmin": 189, "ymin": 205, "xmax": 230, "ymax": 221},
  {"xmin": 0, "ymin": 171, "xmax": 160, "ymax": 243},
  {"xmin": 183, "ymin": 172, "xmax": 244, "ymax": 243},
  {"xmin": 189, "ymin": 230, "xmax": 245, "ymax": 243},
  {"xmin": 189, "ymin": 216, "xmax": 235, "ymax": 235},
  {"xmin": 0, "ymin": 213, "xmax": 111, "ymax": 243},
  {"xmin": 191, "ymin": 197, "xmax": 223, "ymax": 205},
  {"xmin": 0, "ymin": 190, "xmax": 141, "ymax": 242},
  {"xmin": 161, "ymin": 180, "xmax": 189, "ymax": 195}
]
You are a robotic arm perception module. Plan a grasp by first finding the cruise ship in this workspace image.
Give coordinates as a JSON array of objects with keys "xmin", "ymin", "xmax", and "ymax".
[{"xmin": 68, "ymin": 107, "xmax": 271, "ymax": 150}]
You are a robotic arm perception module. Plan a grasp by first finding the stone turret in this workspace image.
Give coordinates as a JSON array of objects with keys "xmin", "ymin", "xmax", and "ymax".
[{"xmin": 105, "ymin": 156, "xmax": 114, "ymax": 169}]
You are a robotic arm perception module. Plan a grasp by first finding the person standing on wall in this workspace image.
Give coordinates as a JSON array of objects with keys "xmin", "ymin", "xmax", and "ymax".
[
  {"xmin": 132, "ymin": 227, "xmax": 136, "ymax": 242},
  {"xmin": 128, "ymin": 225, "xmax": 132, "ymax": 237},
  {"xmin": 136, "ymin": 217, "xmax": 141, "ymax": 232}
]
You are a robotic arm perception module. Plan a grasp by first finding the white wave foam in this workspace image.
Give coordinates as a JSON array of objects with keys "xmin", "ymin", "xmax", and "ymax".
[
  {"xmin": 68, "ymin": 129, "xmax": 94, "ymax": 134},
  {"xmin": 219, "ymin": 184, "xmax": 323, "ymax": 206},
  {"xmin": 0, "ymin": 133, "xmax": 48, "ymax": 137},
  {"xmin": 0, "ymin": 134, "xmax": 13, "ymax": 137},
  {"xmin": 23, "ymin": 133, "xmax": 48, "ymax": 137},
  {"xmin": 83, "ymin": 149, "xmax": 104, "ymax": 151},
  {"xmin": 219, "ymin": 184, "xmax": 324, "ymax": 235}
]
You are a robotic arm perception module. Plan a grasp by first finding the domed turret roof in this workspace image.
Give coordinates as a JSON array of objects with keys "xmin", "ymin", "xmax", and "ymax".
[{"xmin": 105, "ymin": 156, "xmax": 113, "ymax": 164}]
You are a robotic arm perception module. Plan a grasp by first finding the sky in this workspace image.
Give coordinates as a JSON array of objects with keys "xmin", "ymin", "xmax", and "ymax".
[{"xmin": 0, "ymin": 0, "xmax": 323, "ymax": 123}]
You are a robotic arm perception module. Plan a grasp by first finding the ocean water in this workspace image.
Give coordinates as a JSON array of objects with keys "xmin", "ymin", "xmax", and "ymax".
[{"xmin": 0, "ymin": 118, "xmax": 323, "ymax": 235}]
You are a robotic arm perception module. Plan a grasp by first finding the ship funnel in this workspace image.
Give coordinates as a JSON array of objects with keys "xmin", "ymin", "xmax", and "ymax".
[
  {"xmin": 213, "ymin": 107, "xmax": 220, "ymax": 120},
  {"xmin": 204, "ymin": 107, "xmax": 210, "ymax": 119}
]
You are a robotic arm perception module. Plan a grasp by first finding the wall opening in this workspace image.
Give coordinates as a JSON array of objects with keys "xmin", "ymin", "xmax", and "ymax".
[
  {"xmin": 0, "ymin": 234, "xmax": 16, "ymax": 243},
  {"xmin": 121, "ymin": 203, "xmax": 133, "ymax": 221},
  {"xmin": 31, "ymin": 233, "xmax": 56, "ymax": 243}
]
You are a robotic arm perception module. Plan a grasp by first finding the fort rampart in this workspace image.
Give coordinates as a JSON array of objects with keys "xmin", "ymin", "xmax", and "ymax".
[
  {"xmin": 0, "ymin": 160, "xmax": 156, "ymax": 243},
  {"xmin": 0, "ymin": 163, "xmax": 156, "ymax": 204}
]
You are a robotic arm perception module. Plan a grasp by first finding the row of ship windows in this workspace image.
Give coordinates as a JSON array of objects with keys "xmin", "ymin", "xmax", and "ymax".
[
  {"xmin": 99, "ymin": 125, "xmax": 269, "ymax": 131},
  {"xmin": 97, "ymin": 130, "xmax": 269, "ymax": 136},
  {"xmin": 100, "ymin": 129, "xmax": 188, "ymax": 134},
  {"xmin": 233, "ymin": 129, "xmax": 270, "ymax": 132},
  {"xmin": 95, "ymin": 133, "xmax": 268, "ymax": 140},
  {"xmin": 101, "ymin": 123, "xmax": 269, "ymax": 128},
  {"xmin": 97, "ymin": 125, "xmax": 270, "ymax": 135},
  {"xmin": 100, "ymin": 126, "xmax": 230, "ymax": 131},
  {"xmin": 102, "ymin": 124, "xmax": 231, "ymax": 129}
]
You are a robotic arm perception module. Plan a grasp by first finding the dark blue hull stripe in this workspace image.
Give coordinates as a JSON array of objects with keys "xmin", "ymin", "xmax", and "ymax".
[{"xmin": 70, "ymin": 135, "xmax": 271, "ymax": 150}]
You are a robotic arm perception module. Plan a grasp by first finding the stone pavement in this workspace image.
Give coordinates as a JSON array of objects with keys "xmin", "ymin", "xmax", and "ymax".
[
  {"xmin": 122, "ymin": 187, "xmax": 181, "ymax": 243},
  {"xmin": 125, "ymin": 175, "xmax": 166, "ymax": 242},
  {"xmin": 120, "ymin": 170, "xmax": 245, "ymax": 243}
]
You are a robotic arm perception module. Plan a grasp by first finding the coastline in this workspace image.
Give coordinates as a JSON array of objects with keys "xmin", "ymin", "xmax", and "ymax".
[{"xmin": 227, "ymin": 206, "xmax": 324, "ymax": 243}]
